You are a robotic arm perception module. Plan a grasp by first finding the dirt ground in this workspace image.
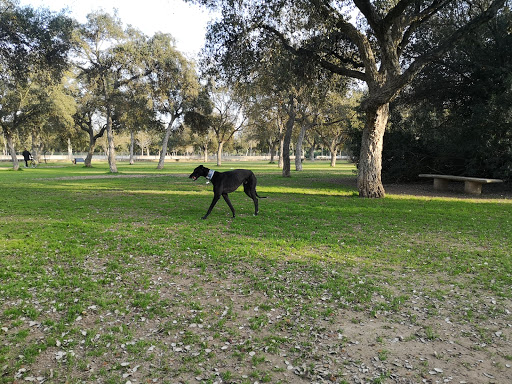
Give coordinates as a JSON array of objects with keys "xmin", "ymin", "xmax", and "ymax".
[
  {"xmin": 12, "ymin": 264, "xmax": 511, "ymax": 384},
  {"xmin": 384, "ymin": 180, "xmax": 512, "ymax": 200}
]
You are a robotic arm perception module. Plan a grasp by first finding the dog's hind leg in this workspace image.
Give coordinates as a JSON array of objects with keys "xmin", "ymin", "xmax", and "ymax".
[
  {"xmin": 222, "ymin": 193, "xmax": 236, "ymax": 218},
  {"xmin": 243, "ymin": 184, "xmax": 259, "ymax": 215}
]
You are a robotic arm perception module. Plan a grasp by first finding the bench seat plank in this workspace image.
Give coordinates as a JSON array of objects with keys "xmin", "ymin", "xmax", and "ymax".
[
  {"xmin": 418, "ymin": 174, "xmax": 503, "ymax": 195},
  {"xmin": 419, "ymin": 174, "xmax": 503, "ymax": 184}
]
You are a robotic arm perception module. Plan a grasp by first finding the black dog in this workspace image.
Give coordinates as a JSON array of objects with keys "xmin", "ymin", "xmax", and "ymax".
[{"xmin": 189, "ymin": 165, "xmax": 266, "ymax": 219}]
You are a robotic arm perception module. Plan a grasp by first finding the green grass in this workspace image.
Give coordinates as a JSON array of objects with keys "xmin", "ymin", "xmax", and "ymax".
[{"xmin": 1, "ymin": 160, "xmax": 511, "ymax": 383}]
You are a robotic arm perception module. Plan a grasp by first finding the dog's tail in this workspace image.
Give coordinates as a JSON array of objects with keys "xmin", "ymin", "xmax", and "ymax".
[{"xmin": 256, "ymin": 191, "xmax": 267, "ymax": 199}]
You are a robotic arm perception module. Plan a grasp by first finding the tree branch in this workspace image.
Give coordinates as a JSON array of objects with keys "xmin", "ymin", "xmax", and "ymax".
[
  {"xmin": 260, "ymin": 24, "xmax": 368, "ymax": 82},
  {"xmin": 400, "ymin": 0, "xmax": 506, "ymax": 90}
]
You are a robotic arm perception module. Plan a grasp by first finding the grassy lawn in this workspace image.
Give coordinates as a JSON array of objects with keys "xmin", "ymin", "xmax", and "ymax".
[{"xmin": 1, "ymin": 160, "xmax": 511, "ymax": 383}]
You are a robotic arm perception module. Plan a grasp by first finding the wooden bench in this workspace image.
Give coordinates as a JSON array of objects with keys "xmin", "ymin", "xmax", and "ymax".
[
  {"xmin": 73, "ymin": 158, "xmax": 85, "ymax": 164},
  {"xmin": 419, "ymin": 174, "xmax": 503, "ymax": 195}
]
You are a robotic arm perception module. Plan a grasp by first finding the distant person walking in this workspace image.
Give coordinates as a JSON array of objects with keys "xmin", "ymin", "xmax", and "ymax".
[{"xmin": 22, "ymin": 149, "xmax": 32, "ymax": 168}]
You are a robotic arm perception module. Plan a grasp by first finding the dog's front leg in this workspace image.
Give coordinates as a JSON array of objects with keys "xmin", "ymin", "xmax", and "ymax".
[
  {"xmin": 202, "ymin": 195, "xmax": 220, "ymax": 219},
  {"xmin": 222, "ymin": 193, "xmax": 236, "ymax": 218}
]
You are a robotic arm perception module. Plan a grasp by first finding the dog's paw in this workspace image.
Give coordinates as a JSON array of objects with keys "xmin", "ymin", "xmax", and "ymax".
[{"xmin": 201, "ymin": 216, "xmax": 208, "ymax": 220}]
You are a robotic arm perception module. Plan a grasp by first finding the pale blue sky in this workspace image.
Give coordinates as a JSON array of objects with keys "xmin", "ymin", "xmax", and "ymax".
[{"xmin": 19, "ymin": 0, "xmax": 212, "ymax": 59}]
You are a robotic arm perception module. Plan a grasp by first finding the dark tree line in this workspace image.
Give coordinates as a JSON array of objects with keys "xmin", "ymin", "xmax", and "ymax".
[{"xmin": 369, "ymin": 7, "xmax": 512, "ymax": 182}]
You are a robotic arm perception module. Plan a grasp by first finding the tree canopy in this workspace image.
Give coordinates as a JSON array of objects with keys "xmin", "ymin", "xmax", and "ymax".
[
  {"xmin": 0, "ymin": 0, "xmax": 74, "ymax": 169},
  {"xmin": 190, "ymin": 0, "xmax": 507, "ymax": 196}
]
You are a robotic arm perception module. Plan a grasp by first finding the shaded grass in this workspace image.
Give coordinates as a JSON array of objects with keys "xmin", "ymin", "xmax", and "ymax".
[{"xmin": 1, "ymin": 160, "xmax": 511, "ymax": 382}]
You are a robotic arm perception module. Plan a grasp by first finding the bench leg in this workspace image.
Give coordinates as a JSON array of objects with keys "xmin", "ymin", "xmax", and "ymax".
[
  {"xmin": 433, "ymin": 178, "xmax": 450, "ymax": 191},
  {"xmin": 464, "ymin": 181, "xmax": 482, "ymax": 195}
]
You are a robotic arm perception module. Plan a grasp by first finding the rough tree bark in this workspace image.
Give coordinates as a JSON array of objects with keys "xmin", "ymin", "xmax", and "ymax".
[{"xmin": 357, "ymin": 103, "xmax": 389, "ymax": 198}]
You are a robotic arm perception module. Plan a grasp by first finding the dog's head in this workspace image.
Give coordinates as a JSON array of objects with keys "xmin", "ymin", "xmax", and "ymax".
[{"xmin": 189, "ymin": 165, "xmax": 209, "ymax": 181}]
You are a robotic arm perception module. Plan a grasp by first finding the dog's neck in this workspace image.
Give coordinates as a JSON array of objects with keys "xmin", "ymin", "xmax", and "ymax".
[{"xmin": 206, "ymin": 169, "xmax": 215, "ymax": 181}]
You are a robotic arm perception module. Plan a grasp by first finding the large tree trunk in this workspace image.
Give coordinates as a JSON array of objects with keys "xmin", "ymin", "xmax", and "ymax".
[
  {"xmin": 2, "ymin": 131, "xmax": 7, "ymax": 155},
  {"xmin": 357, "ymin": 103, "xmax": 389, "ymax": 198},
  {"xmin": 84, "ymin": 152, "xmax": 93, "ymax": 167},
  {"xmin": 216, "ymin": 141, "xmax": 224, "ymax": 166},
  {"xmin": 4, "ymin": 129, "xmax": 19, "ymax": 170},
  {"xmin": 282, "ymin": 124, "xmax": 293, "ymax": 177},
  {"xmin": 106, "ymin": 107, "xmax": 117, "ymax": 173}
]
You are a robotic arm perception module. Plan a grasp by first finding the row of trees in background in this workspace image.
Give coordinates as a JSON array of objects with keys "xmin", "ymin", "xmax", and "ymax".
[
  {"xmin": 1, "ymin": 0, "xmax": 359, "ymax": 174},
  {"xmin": 2, "ymin": 0, "xmax": 511, "ymax": 197}
]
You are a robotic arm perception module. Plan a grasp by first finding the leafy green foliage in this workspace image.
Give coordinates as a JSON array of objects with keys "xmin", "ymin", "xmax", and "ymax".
[{"xmin": 382, "ymin": 10, "xmax": 512, "ymax": 181}]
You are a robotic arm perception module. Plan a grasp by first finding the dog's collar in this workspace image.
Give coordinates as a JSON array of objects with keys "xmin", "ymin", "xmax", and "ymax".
[{"xmin": 206, "ymin": 169, "xmax": 215, "ymax": 181}]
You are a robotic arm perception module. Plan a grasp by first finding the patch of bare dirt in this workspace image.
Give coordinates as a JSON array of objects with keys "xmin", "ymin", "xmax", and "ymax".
[
  {"xmin": 5, "ymin": 260, "xmax": 511, "ymax": 384},
  {"xmin": 336, "ymin": 177, "xmax": 512, "ymax": 200}
]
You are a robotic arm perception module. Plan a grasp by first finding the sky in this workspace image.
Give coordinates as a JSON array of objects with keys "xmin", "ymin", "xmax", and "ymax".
[{"xmin": 18, "ymin": 0, "xmax": 214, "ymax": 59}]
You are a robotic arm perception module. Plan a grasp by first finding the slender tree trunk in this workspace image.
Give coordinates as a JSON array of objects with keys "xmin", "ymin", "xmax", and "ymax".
[
  {"xmin": 4, "ymin": 129, "xmax": 19, "ymax": 170},
  {"xmin": 278, "ymin": 124, "xmax": 284, "ymax": 169},
  {"xmin": 203, "ymin": 142, "xmax": 208, "ymax": 163},
  {"xmin": 216, "ymin": 141, "xmax": 224, "ymax": 166},
  {"xmin": 269, "ymin": 139, "xmax": 276, "ymax": 163},
  {"xmin": 1, "ymin": 131, "xmax": 7, "ymax": 155},
  {"xmin": 67, "ymin": 138, "xmax": 73, "ymax": 161},
  {"xmin": 282, "ymin": 121, "xmax": 293, "ymax": 177},
  {"xmin": 129, "ymin": 130, "xmax": 135, "ymax": 165},
  {"xmin": 295, "ymin": 123, "xmax": 308, "ymax": 171},
  {"xmin": 85, "ymin": 132, "xmax": 96, "ymax": 167},
  {"xmin": 31, "ymin": 130, "xmax": 43, "ymax": 163},
  {"xmin": 105, "ymin": 106, "xmax": 117, "ymax": 173},
  {"xmin": 282, "ymin": 95, "xmax": 296, "ymax": 177},
  {"xmin": 157, "ymin": 122, "xmax": 172, "ymax": 169},
  {"xmin": 357, "ymin": 103, "xmax": 389, "ymax": 198}
]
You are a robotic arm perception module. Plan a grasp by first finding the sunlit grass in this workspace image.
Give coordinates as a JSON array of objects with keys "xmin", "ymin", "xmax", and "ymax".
[{"xmin": 1, "ymin": 160, "xmax": 511, "ymax": 383}]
